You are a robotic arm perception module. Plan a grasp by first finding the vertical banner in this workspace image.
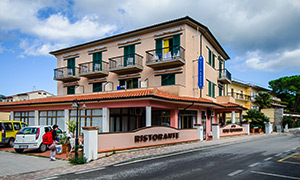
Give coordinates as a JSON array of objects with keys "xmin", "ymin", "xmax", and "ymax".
[{"xmin": 198, "ymin": 56, "xmax": 204, "ymax": 89}]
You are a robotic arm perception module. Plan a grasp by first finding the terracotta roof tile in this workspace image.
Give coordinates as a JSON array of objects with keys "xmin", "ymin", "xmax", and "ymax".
[{"xmin": 0, "ymin": 88, "xmax": 242, "ymax": 110}]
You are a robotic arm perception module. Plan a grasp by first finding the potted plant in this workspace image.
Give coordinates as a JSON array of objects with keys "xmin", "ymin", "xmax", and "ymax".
[
  {"xmin": 58, "ymin": 133, "xmax": 70, "ymax": 153},
  {"xmin": 66, "ymin": 120, "xmax": 76, "ymax": 138},
  {"xmin": 250, "ymin": 124, "xmax": 255, "ymax": 133},
  {"xmin": 257, "ymin": 125, "xmax": 262, "ymax": 133}
]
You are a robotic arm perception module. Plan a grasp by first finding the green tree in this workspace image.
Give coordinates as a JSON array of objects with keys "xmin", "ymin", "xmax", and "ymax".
[
  {"xmin": 254, "ymin": 91, "xmax": 272, "ymax": 111},
  {"xmin": 269, "ymin": 75, "xmax": 300, "ymax": 112},
  {"xmin": 243, "ymin": 109, "xmax": 270, "ymax": 128}
]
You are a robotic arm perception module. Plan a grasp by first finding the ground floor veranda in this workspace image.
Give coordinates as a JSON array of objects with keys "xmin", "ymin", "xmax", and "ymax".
[{"xmin": 0, "ymin": 98, "xmax": 244, "ymax": 139}]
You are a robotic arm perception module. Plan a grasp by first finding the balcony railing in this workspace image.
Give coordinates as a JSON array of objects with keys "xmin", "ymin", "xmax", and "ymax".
[
  {"xmin": 228, "ymin": 92, "xmax": 251, "ymax": 101},
  {"xmin": 146, "ymin": 46, "xmax": 185, "ymax": 70},
  {"xmin": 109, "ymin": 53, "xmax": 143, "ymax": 75},
  {"xmin": 54, "ymin": 66, "xmax": 80, "ymax": 82},
  {"xmin": 218, "ymin": 69, "xmax": 232, "ymax": 84},
  {"xmin": 78, "ymin": 60, "xmax": 109, "ymax": 78}
]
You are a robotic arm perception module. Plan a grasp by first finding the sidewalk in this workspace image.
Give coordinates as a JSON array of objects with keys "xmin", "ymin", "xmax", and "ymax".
[{"xmin": 1, "ymin": 133, "xmax": 281, "ymax": 180}]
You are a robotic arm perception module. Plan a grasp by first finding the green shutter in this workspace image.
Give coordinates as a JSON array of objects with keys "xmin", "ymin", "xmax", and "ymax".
[
  {"xmin": 67, "ymin": 86, "xmax": 75, "ymax": 95},
  {"xmin": 67, "ymin": 58, "xmax": 75, "ymax": 75},
  {"xmin": 133, "ymin": 78, "xmax": 138, "ymax": 88},
  {"xmin": 119, "ymin": 79, "xmax": 125, "ymax": 89},
  {"xmin": 169, "ymin": 74, "xmax": 175, "ymax": 85},
  {"xmin": 212, "ymin": 83, "xmax": 215, "ymax": 98},
  {"xmin": 208, "ymin": 80, "xmax": 211, "ymax": 97},
  {"xmin": 173, "ymin": 34, "xmax": 180, "ymax": 54},
  {"xmin": 124, "ymin": 45, "xmax": 135, "ymax": 66},
  {"xmin": 219, "ymin": 59, "xmax": 223, "ymax": 78},
  {"xmin": 155, "ymin": 38, "xmax": 163, "ymax": 57},
  {"xmin": 212, "ymin": 54, "xmax": 215, "ymax": 68},
  {"xmin": 207, "ymin": 48, "xmax": 211, "ymax": 65},
  {"xmin": 93, "ymin": 82, "xmax": 102, "ymax": 92},
  {"xmin": 93, "ymin": 52, "xmax": 102, "ymax": 71},
  {"xmin": 219, "ymin": 87, "xmax": 222, "ymax": 96}
]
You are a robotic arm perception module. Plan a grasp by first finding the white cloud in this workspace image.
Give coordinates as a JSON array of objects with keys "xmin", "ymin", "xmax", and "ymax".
[
  {"xmin": 244, "ymin": 48, "xmax": 300, "ymax": 72},
  {"xmin": 19, "ymin": 39, "xmax": 67, "ymax": 56}
]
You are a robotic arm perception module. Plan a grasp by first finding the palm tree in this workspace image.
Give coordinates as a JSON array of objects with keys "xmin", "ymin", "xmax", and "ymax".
[{"xmin": 254, "ymin": 91, "xmax": 272, "ymax": 111}]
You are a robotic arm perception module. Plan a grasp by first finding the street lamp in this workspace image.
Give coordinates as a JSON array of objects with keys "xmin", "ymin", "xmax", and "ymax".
[{"xmin": 71, "ymin": 99, "xmax": 86, "ymax": 159}]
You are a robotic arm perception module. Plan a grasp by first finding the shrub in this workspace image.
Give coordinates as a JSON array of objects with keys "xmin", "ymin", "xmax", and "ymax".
[{"xmin": 68, "ymin": 153, "xmax": 87, "ymax": 165}]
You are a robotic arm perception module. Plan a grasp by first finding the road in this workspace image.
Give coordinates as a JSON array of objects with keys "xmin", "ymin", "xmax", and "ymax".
[{"xmin": 56, "ymin": 132, "xmax": 300, "ymax": 180}]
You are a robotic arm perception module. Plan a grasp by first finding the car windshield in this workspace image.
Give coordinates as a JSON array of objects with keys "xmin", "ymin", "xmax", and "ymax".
[{"xmin": 17, "ymin": 127, "xmax": 39, "ymax": 134}]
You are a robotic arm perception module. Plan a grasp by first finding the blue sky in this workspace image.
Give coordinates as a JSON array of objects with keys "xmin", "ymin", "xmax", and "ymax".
[{"xmin": 1, "ymin": 0, "xmax": 300, "ymax": 96}]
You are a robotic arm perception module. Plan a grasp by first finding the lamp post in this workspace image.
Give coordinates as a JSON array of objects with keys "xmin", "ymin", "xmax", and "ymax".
[{"xmin": 71, "ymin": 99, "xmax": 86, "ymax": 159}]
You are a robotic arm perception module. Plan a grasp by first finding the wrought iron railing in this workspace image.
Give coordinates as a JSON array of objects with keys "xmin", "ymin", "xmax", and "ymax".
[
  {"xmin": 78, "ymin": 60, "xmax": 109, "ymax": 74},
  {"xmin": 109, "ymin": 53, "xmax": 143, "ymax": 69},
  {"xmin": 146, "ymin": 46, "xmax": 185, "ymax": 63},
  {"xmin": 219, "ymin": 69, "xmax": 232, "ymax": 81},
  {"xmin": 54, "ymin": 66, "xmax": 80, "ymax": 79},
  {"xmin": 228, "ymin": 92, "xmax": 251, "ymax": 101}
]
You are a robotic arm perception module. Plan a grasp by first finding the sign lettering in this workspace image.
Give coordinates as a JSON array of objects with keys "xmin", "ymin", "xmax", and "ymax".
[{"xmin": 135, "ymin": 133, "xmax": 179, "ymax": 143}]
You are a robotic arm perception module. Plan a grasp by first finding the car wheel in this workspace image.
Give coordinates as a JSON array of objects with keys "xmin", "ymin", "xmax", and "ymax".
[
  {"xmin": 15, "ymin": 149, "xmax": 24, "ymax": 153},
  {"xmin": 38, "ymin": 144, "xmax": 47, "ymax": 153},
  {"xmin": 8, "ymin": 138, "xmax": 15, "ymax": 147}
]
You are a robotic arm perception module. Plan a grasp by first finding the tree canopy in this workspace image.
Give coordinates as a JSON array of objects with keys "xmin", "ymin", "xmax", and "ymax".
[
  {"xmin": 269, "ymin": 75, "xmax": 300, "ymax": 112},
  {"xmin": 243, "ymin": 109, "xmax": 269, "ymax": 128},
  {"xmin": 254, "ymin": 91, "xmax": 272, "ymax": 111}
]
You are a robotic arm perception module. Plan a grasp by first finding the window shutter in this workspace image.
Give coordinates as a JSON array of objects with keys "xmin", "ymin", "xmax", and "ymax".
[
  {"xmin": 133, "ymin": 78, "xmax": 138, "ymax": 88},
  {"xmin": 93, "ymin": 82, "xmax": 102, "ymax": 92},
  {"xmin": 173, "ymin": 34, "xmax": 180, "ymax": 54},
  {"xmin": 93, "ymin": 52, "xmax": 102, "ymax": 71},
  {"xmin": 208, "ymin": 80, "xmax": 211, "ymax": 97},
  {"xmin": 67, "ymin": 58, "xmax": 75, "ymax": 75},
  {"xmin": 207, "ymin": 49, "xmax": 211, "ymax": 65},
  {"xmin": 170, "ymin": 74, "xmax": 175, "ymax": 85},
  {"xmin": 212, "ymin": 83, "xmax": 215, "ymax": 98},
  {"xmin": 212, "ymin": 54, "xmax": 215, "ymax": 68},
  {"xmin": 155, "ymin": 38, "xmax": 163, "ymax": 57}
]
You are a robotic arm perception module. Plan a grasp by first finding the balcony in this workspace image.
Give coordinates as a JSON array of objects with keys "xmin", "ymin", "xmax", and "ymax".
[
  {"xmin": 218, "ymin": 69, "xmax": 231, "ymax": 84},
  {"xmin": 79, "ymin": 60, "xmax": 109, "ymax": 79},
  {"xmin": 109, "ymin": 54, "xmax": 143, "ymax": 75},
  {"xmin": 146, "ymin": 46, "xmax": 185, "ymax": 70},
  {"xmin": 54, "ymin": 66, "xmax": 80, "ymax": 82},
  {"xmin": 229, "ymin": 92, "xmax": 251, "ymax": 101}
]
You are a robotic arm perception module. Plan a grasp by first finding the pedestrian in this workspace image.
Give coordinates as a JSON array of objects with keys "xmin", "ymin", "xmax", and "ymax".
[{"xmin": 49, "ymin": 124, "xmax": 58, "ymax": 161}]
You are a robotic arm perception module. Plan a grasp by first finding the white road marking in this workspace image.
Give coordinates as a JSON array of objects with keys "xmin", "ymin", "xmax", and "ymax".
[
  {"xmin": 284, "ymin": 150, "xmax": 290, "ymax": 153},
  {"xmin": 291, "ymin": 147, "xmax": 297, "ymax": 150},
  {"xmin": 264, "ymin": 157, "xmax": 273, "ymax": 161},
  {"xmin": 251, "ymin": 171, "xmax": 300, "ymax": 180},
  {"xmin": 43, "ymin": 177, "xmax": 58, "ymax": 180},
  {"xmin": 249, "ymin": 162, "xmax": 260, "ymax": 167},
  {"xmin": 275, "ymin": 153, "xmax": 282, "ymax": 157},
  {"xmin": 75, "ymin": 167, "xmax": 105, "ymax": 174},
  {"xmin": 228, "ymin": 169, "xmax": 244, "ymax": 176}
]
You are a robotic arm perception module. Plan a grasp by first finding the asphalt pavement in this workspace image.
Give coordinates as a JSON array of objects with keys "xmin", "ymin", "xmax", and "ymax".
[{"xmin": 56, "ymin": 132, "xmax": 300, "ymax": 180}]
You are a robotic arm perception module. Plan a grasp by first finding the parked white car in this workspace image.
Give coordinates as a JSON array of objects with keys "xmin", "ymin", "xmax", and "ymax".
[{"xmin": 14, "ymin": 125, "xmax": 69, "ymax": 153}]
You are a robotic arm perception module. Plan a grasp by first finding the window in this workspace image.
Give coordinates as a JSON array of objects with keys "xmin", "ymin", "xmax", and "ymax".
[
  {"xmin": 219, "ymin": 86, "xmax": 223, "ymax": 96},
  {"xmin": 67, "ymin": 86, "xmax": 75, "ymax": 95},
  {"xmin": 155, "ymin": 34, "xmax": 181, "ymax": 59},
  {"xmin": 92, "ymin": 52, "xmax": 102, "ymax": 71},
  {"xmin": 179, "ymin": 110, "xmax": 197, "ymax": 129},
  {"xmin": 219, "ymin": 58, "xmax": 223, "ymax": 78},
  {"xmin": 93, "ymin": 82, "xmax": 102, "ymax": 92},
  {"xmin": 67, "ymin": 58, "xmax": 76, "ymax": 76},
  {"xmin": 13, "ymin": 123, "xmax": 21, "ymax": 131},
  {"xmin": 4, "ymin": 123, "xmax": 13, "ymax": 131},
  {"xmin": 69, "ymin": 109, "xmax": 102, "ymax": 134},
  {"xmin": 39, "ymin": 110, "xmax": 64, "ymax": 129},
  {"xmin": 124, "ymin": 44, "xmax": 135, "ymax": 66},
  {"xmin": 207, "ymin": 80, "xmax": 216, "ymax": 98},
  {"xmin": 119, "ymin": 78, "xmax": 139, "ymax": 90},
  {"xmin": 161, "ymin": 74, "xmax": 175, "ymax": 86},
  {"xmin": 207, "ymin": 47, "xmax": 212, "ymax": 65},
  {"xmin": 14, "ymin": 111, "xmax": 35, "ymax": 125},
  {"xmin": 152, "ymin": 110, "xmax": 170, "ymax": 126}
]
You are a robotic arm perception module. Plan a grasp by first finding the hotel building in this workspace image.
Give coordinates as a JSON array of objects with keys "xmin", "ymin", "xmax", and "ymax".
[{"xmin": 0, "ymin": 16, "xmax": 245, "ymax": 142}]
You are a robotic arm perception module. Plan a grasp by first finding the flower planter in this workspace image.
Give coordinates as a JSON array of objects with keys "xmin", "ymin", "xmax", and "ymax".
[
  {"xmin": 258, "ymin": 128, "xmax": 262, "ymax": 133},
  {"xmin": 251, "ymin": 129, "xmax": 255, "ymax": 133}
]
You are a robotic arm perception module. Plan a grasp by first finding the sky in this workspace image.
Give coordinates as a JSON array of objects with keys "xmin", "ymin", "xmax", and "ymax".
[{"xmin": 0, "ymin": 0, "xmax": 300, "ymax": 96}]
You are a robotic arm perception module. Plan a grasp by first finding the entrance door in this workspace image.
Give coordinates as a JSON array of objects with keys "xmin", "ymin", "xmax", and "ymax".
[{"xmin": 201, "ymin": 111, "xmax": 206, "ymax": 139}]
